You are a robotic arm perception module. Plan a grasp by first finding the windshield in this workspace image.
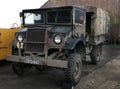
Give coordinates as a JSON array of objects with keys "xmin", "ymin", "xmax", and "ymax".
[
  {"xmin": 47, "ymin": 9, "xmax": 71, "ymax": 24},
  {"xmin": 24, "ymin": 11, "xmax": 45, "ymax": 25}
]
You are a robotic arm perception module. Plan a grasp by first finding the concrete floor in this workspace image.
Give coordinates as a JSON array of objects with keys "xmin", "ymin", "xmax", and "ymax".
[
  {"xmin": 0, "ymin": 45, "xmax": 120, "ymax": 89},
  {"xmin": 76, "ymin": 56, "xmax": 120, "ymax": 89}
]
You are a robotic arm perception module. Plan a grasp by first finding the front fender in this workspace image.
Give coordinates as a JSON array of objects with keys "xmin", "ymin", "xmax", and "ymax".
[{"xmin": 63, "ymin": 37, "xmax": 85, "ymax": 50}]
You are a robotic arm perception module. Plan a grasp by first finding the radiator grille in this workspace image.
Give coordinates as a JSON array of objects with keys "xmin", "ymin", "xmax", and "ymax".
[
  {"xmin": 27, "ymin": 29, "xmax": 45, "ymax": 42},
  {"xmin": 26, "ymin": 28, "xmax": 46, "ymax": 53}
]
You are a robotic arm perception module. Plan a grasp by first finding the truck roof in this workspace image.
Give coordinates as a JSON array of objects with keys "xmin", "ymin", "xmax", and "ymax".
[
  {"xmin": 22, "ymin": 5, "xmax": 107, "ymax": 16},
  {"xmin": 22, "ymin": 5, "xmax": 86, "ymax": 12}
]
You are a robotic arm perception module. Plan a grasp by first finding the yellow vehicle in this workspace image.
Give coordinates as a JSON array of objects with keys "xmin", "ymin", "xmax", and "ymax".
[{"xmin": 0, "ymin": 23, "xmax": 19, "ymax": 60}]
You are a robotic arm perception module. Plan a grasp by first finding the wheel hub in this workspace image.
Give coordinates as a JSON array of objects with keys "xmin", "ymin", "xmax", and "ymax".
[{"xmin": 74, "ymin": 62, "xmax": 80, "ymax": 79}]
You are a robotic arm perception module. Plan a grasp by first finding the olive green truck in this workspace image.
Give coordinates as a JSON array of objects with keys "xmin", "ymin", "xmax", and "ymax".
[{"xmin": 6, "ymin": 6, "xmax": 110, "ymax": 86}]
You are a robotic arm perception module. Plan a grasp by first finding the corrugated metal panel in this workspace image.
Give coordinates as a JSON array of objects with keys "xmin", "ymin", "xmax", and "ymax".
[{"xmin": 41, "ymin": 0, "xmax": 120, "ymax": 43}]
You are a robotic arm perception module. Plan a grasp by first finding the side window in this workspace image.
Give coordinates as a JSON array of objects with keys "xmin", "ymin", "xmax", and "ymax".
[{"xmin": 75, "ymin": 9, "xmax": 85, "ymax": 24}]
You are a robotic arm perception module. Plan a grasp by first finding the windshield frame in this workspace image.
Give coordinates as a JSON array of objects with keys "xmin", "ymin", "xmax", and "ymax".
[{"xmin": 21, "ymin": 7, "xmax": 75, "ymax": 26}]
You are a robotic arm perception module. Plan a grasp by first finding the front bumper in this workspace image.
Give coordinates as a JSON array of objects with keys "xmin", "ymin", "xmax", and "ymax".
[{"xmin": 6, "ymin": 55, "xmax": 68, "ymax": 68}]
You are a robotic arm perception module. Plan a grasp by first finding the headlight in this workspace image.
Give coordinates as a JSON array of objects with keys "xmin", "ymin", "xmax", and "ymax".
[
  {"xmin": 54, "ymin": 35, "xmax": 62, "ymax": 44},
  {"xmin": 17, "ymin": 35, "xmax": 23, "ymax": 42}
]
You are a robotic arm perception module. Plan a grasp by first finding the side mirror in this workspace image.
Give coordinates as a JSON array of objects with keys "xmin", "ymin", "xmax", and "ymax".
[{"xmin": 19, "ymin": 12, "xmax": 22, "ymax": 17}]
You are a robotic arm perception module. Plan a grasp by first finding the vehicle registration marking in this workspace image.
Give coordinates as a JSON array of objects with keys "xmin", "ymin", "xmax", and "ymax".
[{"xmin": 24, "ymin": 57, "xmax": 40, "ymax": 64}]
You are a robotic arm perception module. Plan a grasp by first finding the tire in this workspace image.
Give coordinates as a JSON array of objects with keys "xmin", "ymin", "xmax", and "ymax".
[
  {"xmin": 12, "ymin": 49, "xmax": 32, "ymax": 76},
  {"xmin": 35, "ymin": 65, "xmax": 47, "ymax": 71},
  {"xmin": 64, "ymin": 53, "xmax": 82, "ymax": 85},
  {"xmin": 90, "ymin": 44, "xmax": 102, "ymax": 64},
  {"xmin": 12, "ymin": 62, "xmax": 32, "ymax": 76}
]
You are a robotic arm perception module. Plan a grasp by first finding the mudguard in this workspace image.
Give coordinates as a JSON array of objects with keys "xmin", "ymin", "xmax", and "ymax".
[{"xmin": 63, "ymin": 37, "xmax": 85, "ymax": 50}]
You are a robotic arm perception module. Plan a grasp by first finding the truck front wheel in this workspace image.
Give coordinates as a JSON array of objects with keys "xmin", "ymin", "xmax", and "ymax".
[
  {"xmin": 12, "ymin": 62, "xmax": 32, "ymax": 76},
  {"xmin": 64, "ymin": 53, "xmax": 82, "ymax": 85},
  {"xmin": 90, "ymin": 44, "xmax": 102, "ymax": 64}
]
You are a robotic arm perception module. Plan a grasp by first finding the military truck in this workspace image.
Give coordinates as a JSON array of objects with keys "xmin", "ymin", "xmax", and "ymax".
[{"xmin": 6, "ymin": 6, "xmax": 110, "ymax": 85}]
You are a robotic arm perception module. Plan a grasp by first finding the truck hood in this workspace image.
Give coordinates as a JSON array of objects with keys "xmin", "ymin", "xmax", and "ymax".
[
  {"xmin": 17, "ymin": 26, "xmax": 72, "ymax": 35},
  {"xmin": 50, "ymin": 26, "xmax": 72, "ymax": 35}
]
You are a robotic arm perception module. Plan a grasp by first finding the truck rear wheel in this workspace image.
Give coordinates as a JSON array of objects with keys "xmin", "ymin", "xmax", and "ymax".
[
  {"xmin": 12, "ymin": 62, "xmax": 32, "ymax": 76},
  {"xmin": 90, "ymin": 44, "xmax": 102, "ymax": 64},
  {"xmin": 64, "ymin": 53, "xmax": 82, "ymax": 85}
]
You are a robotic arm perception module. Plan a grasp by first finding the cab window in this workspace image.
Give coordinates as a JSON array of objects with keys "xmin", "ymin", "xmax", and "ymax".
[{"xmin": 75, "ymin": 9, "xmax": 86, "ymax": 24}]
